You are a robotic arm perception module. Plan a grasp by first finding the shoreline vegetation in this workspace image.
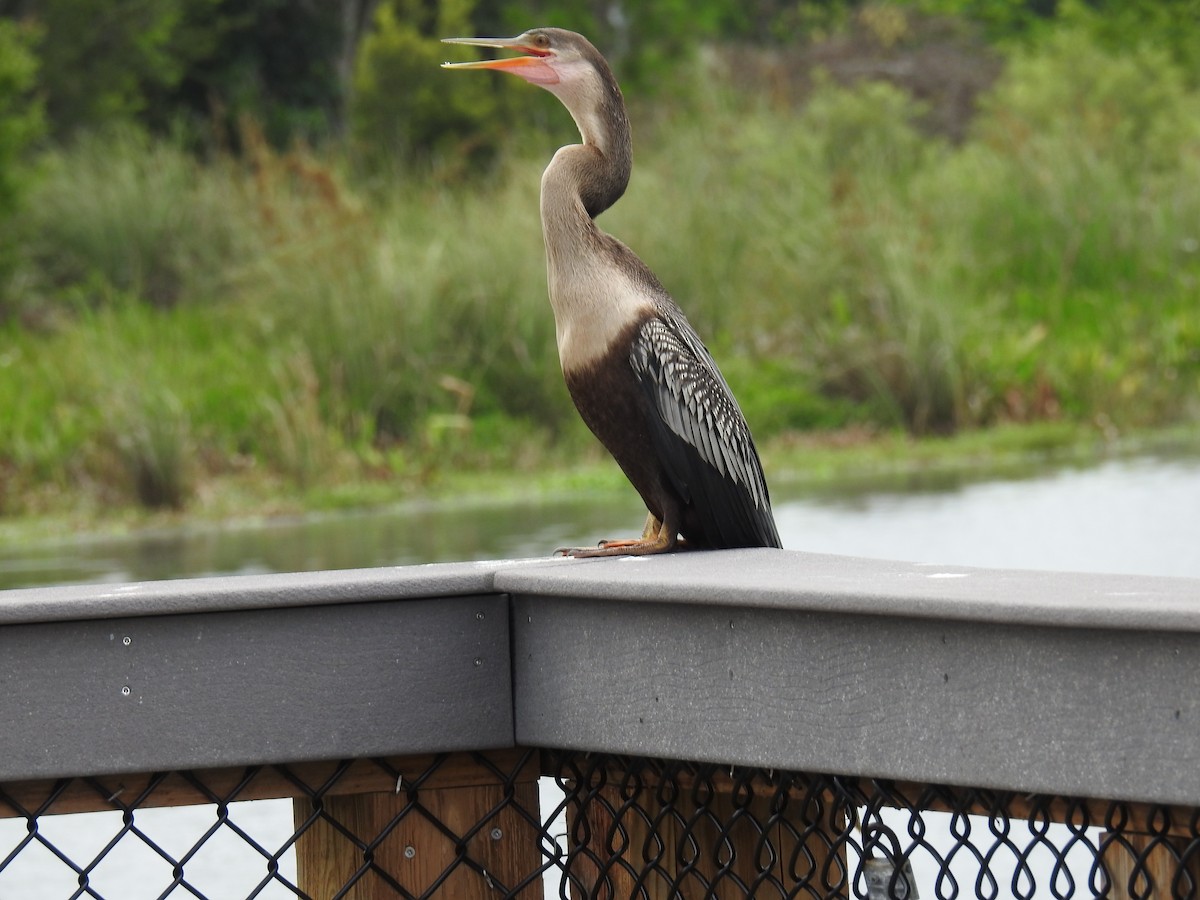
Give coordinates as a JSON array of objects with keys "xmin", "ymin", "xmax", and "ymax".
[
  {"xmin": 1, "ymin": 4, "xmax": 1199, "ymax": 534},
  {"xmin": 3, "ymin": 422, "xmax": 1198, "ymax": 548}
]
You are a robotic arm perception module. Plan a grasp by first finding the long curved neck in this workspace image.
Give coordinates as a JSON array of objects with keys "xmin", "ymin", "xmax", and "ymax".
[{"xmin": 541, "ymin": 56, "xmax": 632, "ymax": 222}]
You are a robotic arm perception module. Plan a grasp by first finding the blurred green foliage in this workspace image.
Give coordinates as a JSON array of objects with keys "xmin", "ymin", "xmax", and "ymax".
[
  {"xmin": 158, "ymin": 0, "xmax": 346, "ymax": 147},
  {"xmin": 4, "ymin": 0, "xmax": 1199, "ymax": 150},
  {"xmin": 9, "ymin": 0, "xmax": 214, "ymax": 137},
  {"xmin": 0, "ymin": 1, "xmax": 1199, "ymax": 513},
  {"xmin": 0, "ymin": 20, "xmax": 42, "ymax": 211},
  {"xmin": 352, "ymin": 0, "xmax": 509, "ymax": 169},
  {"xmin": 0, "ymin": 18, "xmax": 42, "ymax": 312},
  {"xmin": 18, "ymin": 127, "xmax": 250, "ymax": 308}
]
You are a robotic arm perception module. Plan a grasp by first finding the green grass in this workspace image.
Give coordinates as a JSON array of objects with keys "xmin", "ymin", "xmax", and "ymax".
[{"xmin": 0, "ymin": 24, "xmax": 1198, "ymax": 520}]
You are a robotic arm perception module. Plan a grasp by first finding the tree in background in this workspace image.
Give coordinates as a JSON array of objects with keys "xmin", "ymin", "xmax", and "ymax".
[
  {"xmin": 0, "ymin": 0, "xmax": 365, "ymax": 147},
  {"xmin": 0, "ymin": 18, "xmax": 43, "ymax": 315},
  {"xmin": 917, "ymin": 0, "xmax": 1200, "ymax": 75},
  {"xmin": 0, "ymin": 19, "xmax": 42, "ymax": 209},
  {"xmin": 0, "ymin": 0, "xmax": 213, "ymax": 139},
  {"xmin": 3, "ymin": 0, "xmax": 1199, "ymax": 156},
  {"xmin": 152, "ymin": 0, "xmax": 348, "ymax": 148},
  {"xmin": 351, "ymin": 0, "xmax": 509, "ymax": 169}
]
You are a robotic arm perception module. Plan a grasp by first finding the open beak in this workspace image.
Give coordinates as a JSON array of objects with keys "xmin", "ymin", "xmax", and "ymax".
[{"xmin": 441, "ymin": 36, "xmax": 559, "ymax": 84}]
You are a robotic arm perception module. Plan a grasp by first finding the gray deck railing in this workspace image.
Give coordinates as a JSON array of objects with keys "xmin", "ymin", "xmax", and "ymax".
[{"xmin": 2, "ymin": 549, "xmax": 1199, "ymax": 898}]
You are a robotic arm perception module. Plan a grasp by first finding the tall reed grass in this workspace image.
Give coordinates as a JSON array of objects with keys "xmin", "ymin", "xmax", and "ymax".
[
  {"xmin": 18, "ymin": 128, "xmax": 253, "ymax": 309},
  {"xmin": 1, "ymin": 24, "xmax": 1198, "ymax": 512}
]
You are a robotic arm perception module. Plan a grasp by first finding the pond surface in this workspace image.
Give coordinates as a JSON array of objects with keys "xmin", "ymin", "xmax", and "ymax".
[
  {"xmin": 776, "ymin": 453, "xmax": 1200, "ymax": 578},
  {"xmin": 2, "ymin": 452, "xmax": 1199, "ymax": 591}
]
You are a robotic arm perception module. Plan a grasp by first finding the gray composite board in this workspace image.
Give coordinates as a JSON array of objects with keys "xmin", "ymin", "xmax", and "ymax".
[
  {"xmin": 505, "ymin": 550, "xmax": 1200, "ymax": 806},
  {"xmin": 495, "ymin": 549, "xmax": 1200, "ymax": 632},
  {"xmin": 0, "ymin": 561, "xmax": 503, "ymax": 625},
  {"xmin": 0, "ymin": 594, "xmax": 512, "ymax": 782}
]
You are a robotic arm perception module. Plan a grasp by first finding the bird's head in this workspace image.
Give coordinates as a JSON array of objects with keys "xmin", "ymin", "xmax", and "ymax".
[
  {"xmin": 441, "ymin": 28, "xmax": 624, "ymax": 140},
  {"xmin": 441, "ymin": 28, "xmax": 595, "ymax": 88}
]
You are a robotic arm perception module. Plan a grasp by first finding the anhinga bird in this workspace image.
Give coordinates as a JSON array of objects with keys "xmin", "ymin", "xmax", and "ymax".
[{"xmin": 443, "ymin": 27, "xmax": 781, "ymax": 556}]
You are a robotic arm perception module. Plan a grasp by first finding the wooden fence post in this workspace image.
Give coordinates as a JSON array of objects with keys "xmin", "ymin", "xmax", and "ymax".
[
  {"xmin": 293, "ymin": 750, "xmax": 542, "ymax": 899},
  {"xmin": 559, "ymin": 759, "xmax": 842, "ymax": 899},
  {"xmin": 1104, "ymin": 831, "xmax": 1200, "ymax": 900}
]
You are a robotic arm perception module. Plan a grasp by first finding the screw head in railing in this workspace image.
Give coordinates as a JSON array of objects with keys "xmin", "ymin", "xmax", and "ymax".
[
  {"xmin": 403, "ymin": 845, "xmax": 416, "ymax": 859},
  {"xmin": 475, "ymin": 611, "xmax": 485, "ymax": 620},
  {"xmin": 473, "ymin": 657, "xmax": 483, "ymax": 667},
  {"xmin": 121, "ymin": 686, "xmax": 131, "ymax": 696},
  {"xmin": 122, "ymin": 636, "xmax": 132, "ymax": 646},
  {"xmin": 490, "ymin": 827, "xmax": 503, "ymax": 841}
]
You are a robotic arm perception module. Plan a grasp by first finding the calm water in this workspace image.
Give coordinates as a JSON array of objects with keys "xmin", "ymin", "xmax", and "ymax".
[
  {"xmin": 2, "ymin": 453, "xmax": 1199, "ymax": 590},
  {"xmin": 1, "ymin": 453, "xmax": 1199, "ymax": 897},
  {"xmin": 776, "ymin": 453, "xmax": 1200, "ymax": 577}
]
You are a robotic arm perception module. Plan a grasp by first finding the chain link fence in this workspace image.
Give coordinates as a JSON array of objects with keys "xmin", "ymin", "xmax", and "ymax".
[{"xmin": 2, "ymin": 749, "xmax": 1198, "ymax": 899}]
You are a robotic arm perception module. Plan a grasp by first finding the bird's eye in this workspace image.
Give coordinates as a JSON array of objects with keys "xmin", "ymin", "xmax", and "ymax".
[{"xmin": 532, "ymin": 33, "xmax": 550, "ymax": 48}]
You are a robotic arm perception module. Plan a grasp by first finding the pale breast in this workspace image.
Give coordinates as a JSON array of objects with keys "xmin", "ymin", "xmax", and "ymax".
[
  {"xmin": 551, "ymin": 267, "xmax": 656, "ymax": 372},
  {"xmin": 544, "ymin": 221, "xmax": 659, "ymax": 373}
]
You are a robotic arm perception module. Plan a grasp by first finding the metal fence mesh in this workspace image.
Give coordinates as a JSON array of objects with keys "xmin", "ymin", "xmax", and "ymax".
[{"xmin": 1, "ymin": 750, "xmax": 1197, "ymax": 899}]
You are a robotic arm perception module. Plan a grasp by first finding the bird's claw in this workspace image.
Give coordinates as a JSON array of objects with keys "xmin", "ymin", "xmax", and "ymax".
[{"xmin": 552, "ymin": 539, "xmax": 622, "ymax": 557}]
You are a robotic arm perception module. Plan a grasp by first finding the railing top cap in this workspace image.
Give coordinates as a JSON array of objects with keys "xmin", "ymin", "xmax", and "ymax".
[
  {"xmin": 0, "ymin": 560, "xmax": 503, "ymax": 625},
  {"xmin": 506, "ymin": 549, "xmax": 1200, "ymax": 632},
  {"xmin": 1, "ymin": 549, "xmax": 1198, "ymax": 631}
]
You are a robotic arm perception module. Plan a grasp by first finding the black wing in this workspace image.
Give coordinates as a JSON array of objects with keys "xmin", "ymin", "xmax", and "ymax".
[{"xmin": 629, "ymin": 311, "xmax": 781, "ymax": 549}]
